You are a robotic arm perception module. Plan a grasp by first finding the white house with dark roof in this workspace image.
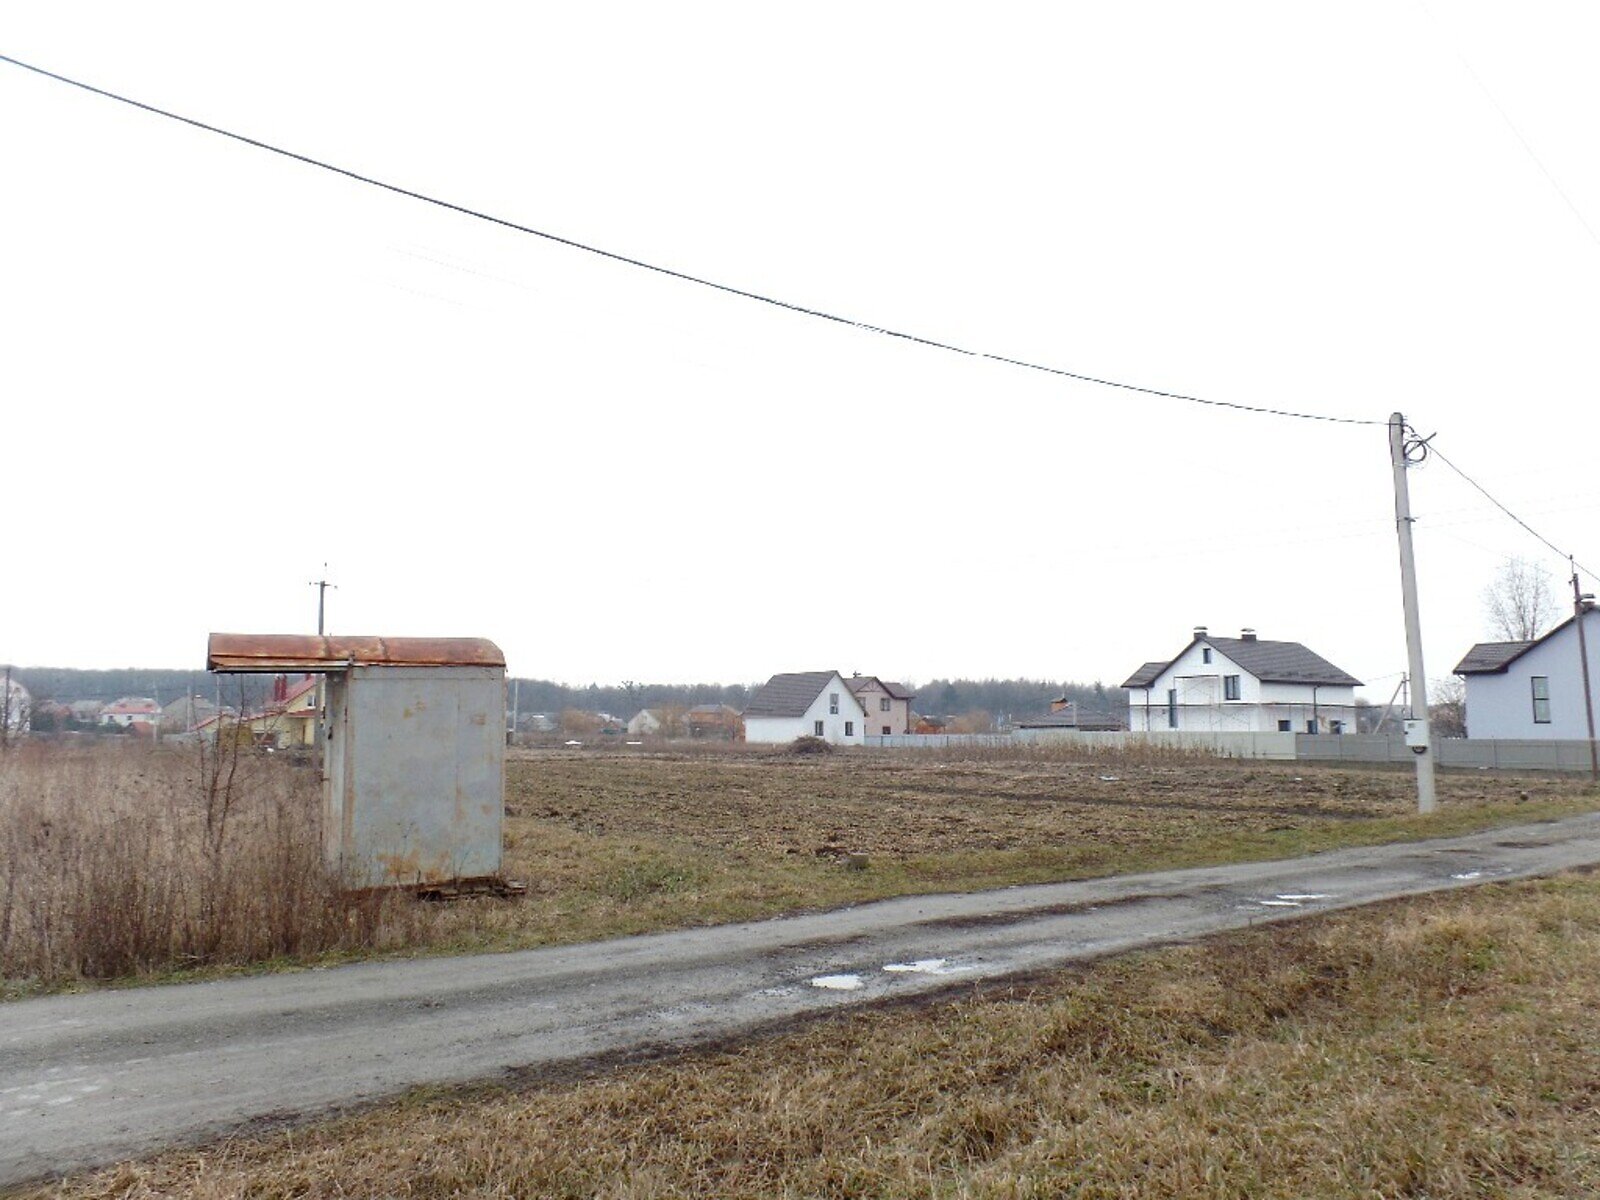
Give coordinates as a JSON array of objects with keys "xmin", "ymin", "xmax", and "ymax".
[
  {"xmin": 1122, "ymin": 627, "xmax": 1361, "ymax": 734},
  {"xmin": 845, "ymin": 674, "xmax": 915, "ymax": 736},
  {"xmin": 744, "ymin": 671, "xmax": 866, "ymax": 745},
  {"xmin": 1454, "ymin": 607, "xmax": 1599, "ymax": 738}
]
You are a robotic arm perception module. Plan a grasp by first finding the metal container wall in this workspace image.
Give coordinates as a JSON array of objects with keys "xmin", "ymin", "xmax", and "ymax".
[{"xmin": 325, "ymin": 665, "xmax": 505, "ymax": 886}]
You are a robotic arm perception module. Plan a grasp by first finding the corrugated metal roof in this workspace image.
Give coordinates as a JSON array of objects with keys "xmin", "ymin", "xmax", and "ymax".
[
  {"xmin": 743, "ymin": 671, "xmax": 844, "ymax": 718},
  {"xmin": 1016, "ymin": 710, "xmax": 1127, "ymax": 731},
  {"xmin": 207, "ymin": 633, "xmax": 505, "ymax": 672}
]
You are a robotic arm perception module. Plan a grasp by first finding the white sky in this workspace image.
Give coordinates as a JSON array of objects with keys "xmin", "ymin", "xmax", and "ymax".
[{"xmin": 3, "ymin": 2, "xmax": 1597, "ymax": 696}]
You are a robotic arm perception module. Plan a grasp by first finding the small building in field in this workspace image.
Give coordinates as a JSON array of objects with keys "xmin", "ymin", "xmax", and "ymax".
[
  {"xmin": 743, "ymin": 671, "xmax": 866, "ymax": 745},
  {"xmin": 846, "ymin": 675, "xmax": 916, "ymax": 736},
  {"xmin": 1015, "ymin": 700, "xmax": 1127, "ymax": 732},
  {"xmin": 208, "ymin": 633, "xmax": 508, "ymax": 890},
  {"xmin": 1123, "ymin": 627, "xmax": 1361, "ymax": 734},
  {"xmin": 1454, "ymin": 608, "xmax": 1600, "ymax": 738}
]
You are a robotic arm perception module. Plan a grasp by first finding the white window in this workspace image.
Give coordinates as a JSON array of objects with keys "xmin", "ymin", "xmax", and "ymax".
[
  {"xmin": 829, "ymin": 693, "xmax": 839, "ymax": 714},
  {"xmin": 1532, "ymin": 677, "xmax": 1551, "ymax": 724},
  {"xmin": 879, "ymin": 698, "xmax": 891, "ymax": 712},
  {"xmin": 814, "ymin": 720, "xmax": 825, "ymax": 736},
  {"xmin": 1223, "ymin": 675, "xmax": 1241, "ymax": 701},
  {"xmin": 844, "ymin": 721, "xmax": 854, "ymax": 737}
]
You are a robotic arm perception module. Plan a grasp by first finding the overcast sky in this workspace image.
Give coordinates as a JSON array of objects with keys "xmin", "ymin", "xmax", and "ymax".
[{"xmin": 4, "ymin": 2, "xmax": 1597, "ymax": 697}]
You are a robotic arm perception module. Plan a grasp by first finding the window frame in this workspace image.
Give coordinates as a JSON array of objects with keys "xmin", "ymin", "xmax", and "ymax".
[
  {"xmin": 1532, "ymin": 676, "xmax": 1552, "ymax": 724},
  {"xmin": 844, "ymin": 720, "xmax": 854, "ymax": 737},
  {"xmin": 813, "ymin": 719, "xmax": 825, "ymax": 737},
  {"xmin": 1223, "ymin": 674, "xmax": 1241, "ymax": 701},
  {"xmin": 1166, "ymin": 688, "xmax": 1178, "ymax": 729},
  {"xmin": 829, "ymin": 693, "xmax": 839, "ymax": 715},
  {"xmin": 1202, "ymin": 648, "xmax": 1213, "ymax": 664}
]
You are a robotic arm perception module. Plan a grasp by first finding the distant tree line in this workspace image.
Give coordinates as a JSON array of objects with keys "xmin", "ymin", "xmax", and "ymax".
[{"xmin": 16, "ymin": 669, "xmax": 1128, "ymax": 726}]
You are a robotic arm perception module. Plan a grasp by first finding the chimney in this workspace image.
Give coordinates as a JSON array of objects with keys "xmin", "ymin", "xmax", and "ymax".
[
  {"xmin": 1192, "ymin": 625, "xmax": 1207, "ymax": 640},
  {"xmin": 1241, "ymin": 628, "xmax": 1258, "ymax": 642}
]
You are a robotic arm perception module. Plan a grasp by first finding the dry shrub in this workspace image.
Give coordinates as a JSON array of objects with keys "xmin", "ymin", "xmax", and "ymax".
[{"xmin": 0, "ymin": 741, "xmax": 417, "ymax": 990}]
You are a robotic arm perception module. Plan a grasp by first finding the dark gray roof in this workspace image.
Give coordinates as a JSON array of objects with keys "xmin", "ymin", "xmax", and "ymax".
[
  {"xmin": 1454, "ymin": 640, "xmax": 1535, "ymax": 675},
  {"xmin": 846, "ymin": 676, "xmax": 915, "ymax": 701},
  {"xmin": 743, "ymin": 671, "xmax": 843, "ymax": 718},
  {"xmin": 1453, "ymin": 613, "xmax": 1592, "ymax": 675},
  {"xmin": 1016, "ymin": 710, "xmax": 1127, "ymax": 731},
  {"xmin": 1122, "ymin": 638, "xmax": 1361, "ymax": 689},
  {"xmin": 687, "ymin": 703, "xmax": 739, "ymax": 715},
  {"xmin": 1121, "ymin": 661, "xmax": 1168, "ymax": 689}
]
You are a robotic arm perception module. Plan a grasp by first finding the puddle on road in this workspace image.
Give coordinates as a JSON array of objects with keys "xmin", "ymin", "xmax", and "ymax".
[
  {"xmin": 1254, "ymin": 893, "xmax": 1333, "ymax": 908},
  {"xmin": 809, "ymin": 974, "xmax": 864, "ymax": 991},
  {"xmin": 882, "ymin": 958, "xmax": 969, "ymax": 977},
  {"xmin": 1451, "ymin": 870, "xmax": 1483, "ymax": 881}
]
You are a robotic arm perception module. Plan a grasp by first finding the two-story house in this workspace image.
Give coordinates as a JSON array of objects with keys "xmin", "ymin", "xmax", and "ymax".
[
  {"xmin": 1123, "ymin": 627, "xmax": 1361, "ymax": 734},
  {"xmin": 845, "ymin": 675, "xmax": 915, "ymax": 736},
  {"xmin": 743, "ymin": 671, "xmax": 866, "ymax": 745}
]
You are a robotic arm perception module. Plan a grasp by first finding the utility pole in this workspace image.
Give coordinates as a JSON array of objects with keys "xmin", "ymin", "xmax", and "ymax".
[
  {"xmin": 1571, "ymin": 557, "xmax": 1598, "ymax": 781},
  {"xmin": 1389, "ymin": 413, "xmax": 1436, "ymax": 813},
  {"xmin": 309, "ymin": 564, "xmax": 336, "ymax": 636}
]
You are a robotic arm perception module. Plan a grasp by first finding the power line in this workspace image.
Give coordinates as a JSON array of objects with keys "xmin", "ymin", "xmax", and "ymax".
[
  {"xmin": 1427, "ymin": 442, "xmax": 1600, "ymax": 582},
  {"xmin": 0, "ymin": 51, "xmax": 1382, "ymax": 428}
]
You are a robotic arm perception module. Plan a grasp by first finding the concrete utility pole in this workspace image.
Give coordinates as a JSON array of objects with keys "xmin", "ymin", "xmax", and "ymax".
[
  {"xmin": 1571, "ymin": 558, "xmax": 1598, "ymax": 782},
  {"xmin": 309, "ymin": 564, "xmax": 336, "ymax": 636},
  {"xmin": 1389, "ymin": 413, "xmax": 1436, "ymax": 813}
]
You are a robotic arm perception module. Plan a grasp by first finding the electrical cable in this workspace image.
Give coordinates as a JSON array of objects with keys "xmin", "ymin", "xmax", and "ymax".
[
  {"xmin": 0, "ymin": 51, "xmax": 1383, "ymax": 427},
  {"xmin": 1428, "ymin": 442, "xmax": 1600, "ymax": 583}
]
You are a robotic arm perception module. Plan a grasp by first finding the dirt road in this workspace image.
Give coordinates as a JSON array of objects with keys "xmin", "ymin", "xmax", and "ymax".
[{"xmin": 5, "ymin": 813, "xmax": 1600, "ymax": 1186}]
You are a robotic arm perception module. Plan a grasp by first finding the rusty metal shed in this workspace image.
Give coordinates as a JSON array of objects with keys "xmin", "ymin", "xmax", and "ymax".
[{"xmin": 207, "ymin": 633, "xmax": 507, "ymax": 889}]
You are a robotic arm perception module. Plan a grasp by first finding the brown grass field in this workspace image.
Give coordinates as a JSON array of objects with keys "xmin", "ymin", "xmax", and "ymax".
[
  {"xmin": 1, "ymin": 741, "xmax": 1596, "ymax": 996},
  {"xmin": 21, "ymin": 871, "xmax": 1600, "ymax": 1198}
]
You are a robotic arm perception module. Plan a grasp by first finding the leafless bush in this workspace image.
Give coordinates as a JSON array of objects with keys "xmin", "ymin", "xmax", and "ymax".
[{"xmin": 0, "ymin": 741, "xmax": 419, "ymax": 991}]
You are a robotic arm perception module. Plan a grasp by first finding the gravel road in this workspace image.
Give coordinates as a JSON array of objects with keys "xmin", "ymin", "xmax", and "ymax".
[{"xmin": 5, "ymin": 812, "xmax": 1600, "ymax": 1185}]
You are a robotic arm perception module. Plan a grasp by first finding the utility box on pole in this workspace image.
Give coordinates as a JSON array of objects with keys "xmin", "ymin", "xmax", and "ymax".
[{"xmin": 207, "ymin": 633, "xmax": 509, "ymax": 890}]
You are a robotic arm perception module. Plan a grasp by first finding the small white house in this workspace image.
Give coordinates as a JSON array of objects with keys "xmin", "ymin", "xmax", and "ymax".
[
  {"xmin": 1454, "ymin": 608, "xmax": 1599, "ymax": 738},
  {"xmin": 743, "ymin": 671, "xmax": 866, "ymax": 745},
  {"xmin": 1123, "ymin": 627, "xmax": 1361, "ymax": 734},
  {"xmin": 626, "ymin": 709, "xmax": 663, "ymax": 737},
  {"xmin": 845, "ymin": 675, "xmax": 916, "ymax": 736}
]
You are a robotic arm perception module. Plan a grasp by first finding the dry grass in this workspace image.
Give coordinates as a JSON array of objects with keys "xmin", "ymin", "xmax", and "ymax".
[
  {"xmin": 2, "ymin": 742, "xmax": 1595, "ymax": 996},
  {"xmin": 0, "ymin": 743, "xmax": 422, "ymax": 995},
  {"xmin": 27, "ymin": 871, "xmax": 1600, "ymax": 1198}
]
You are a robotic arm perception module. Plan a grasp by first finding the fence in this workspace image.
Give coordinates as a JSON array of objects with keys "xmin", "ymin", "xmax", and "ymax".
[{"xmin": 864, "ymin": 731, "xmax": 1600, "ymax": 772}]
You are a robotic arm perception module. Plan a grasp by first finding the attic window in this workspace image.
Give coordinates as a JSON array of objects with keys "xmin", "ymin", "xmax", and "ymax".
[
  {"xmin": 1202, "ymin": 648, "xmax": 1213, "ymax": 664},
  {"xmin": 829, "ymin": 693, "xmax": 840, "ymax": 714}
]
